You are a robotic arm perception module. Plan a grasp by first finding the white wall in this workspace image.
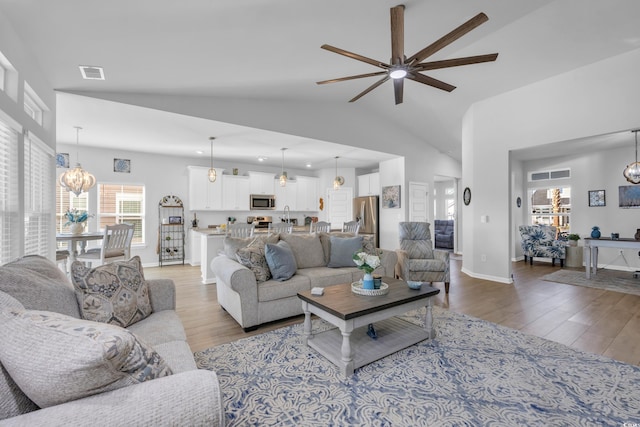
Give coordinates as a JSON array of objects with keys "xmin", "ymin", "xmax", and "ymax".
[{"xmin": 464, "ymin": 47, "xmax": 640, "ymax": 282}]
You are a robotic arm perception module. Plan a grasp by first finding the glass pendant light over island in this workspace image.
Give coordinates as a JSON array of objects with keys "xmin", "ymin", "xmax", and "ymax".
[
  {"xmin": 208, "ymin": 137, "xmax": 217, "ymax": 183},
  {"xmin": 279, "ymin": 148, "xmax": 288, "ymax": 187},
  {"xmin": 623, "ymin": 130, "xmax": 640, "ymax": 184}
]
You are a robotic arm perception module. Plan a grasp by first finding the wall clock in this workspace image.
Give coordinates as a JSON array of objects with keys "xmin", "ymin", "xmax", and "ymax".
[{"xmin": 463, "ymin": 187, "xmax": 471, "ymax": 206}]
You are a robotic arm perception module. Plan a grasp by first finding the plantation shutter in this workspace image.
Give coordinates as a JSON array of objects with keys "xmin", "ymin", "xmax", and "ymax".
[
  {"xmin": 24, "ymin": 133, "xmax": 54, "ymax": 256},
  {"xmin": 0, "ymin": 112, "xmax": 20, "ymax": 264}
]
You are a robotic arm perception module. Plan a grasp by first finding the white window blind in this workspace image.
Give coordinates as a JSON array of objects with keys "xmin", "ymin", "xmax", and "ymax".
[
  {"xmin": 0, "ymin": 116, "xmax": 20, "ymax": 263},
  {"xmin": 24, "ymin": 133, "xmax": 54, "ymax": 257}
]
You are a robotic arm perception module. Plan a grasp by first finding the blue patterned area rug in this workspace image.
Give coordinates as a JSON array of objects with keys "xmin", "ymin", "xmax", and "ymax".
[{"xmin": 194, "ymin": 308, "xmax": 640, "ymax": 426}]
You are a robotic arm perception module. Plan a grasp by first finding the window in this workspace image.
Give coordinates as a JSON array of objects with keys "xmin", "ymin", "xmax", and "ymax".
[
  {"xmin": 23, "ymin": 81, "xmax": 48, "ymax": 126},
  {"xmin": 0, "ymin": 113, "xmax": 20, "ymax": 264},
  {"xmin": 98, "ymin": 184, "xmax": 145, "ymax": 245},
  {"xmin": 24, "ymin": 133, "xmax": 54, "ymax": 256},
  {"xmin": 529, "ymin": 187, "xmax": 571, "ymax": 232}
]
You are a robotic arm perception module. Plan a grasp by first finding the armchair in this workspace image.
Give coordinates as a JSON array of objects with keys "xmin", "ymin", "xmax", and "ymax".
[
  {"xmin": 518, "ymin": 225, "xmax": 566, "ymax": 267},
  {"xmin": 396, "ymin": 222, "xmax": 450, "ymax": 294}
]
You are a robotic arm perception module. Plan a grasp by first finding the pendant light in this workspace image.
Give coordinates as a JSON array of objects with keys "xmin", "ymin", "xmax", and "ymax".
[
  {"xmin": 279, "ymin": 148, "xmax": 288, "ymax": 187},
  {"xmin": 208, "ymin": 137, "xmax": 217, "ymax": 182},
  {"xmin": 58, "ymin": 126, "xmax": 96, "ymax": 196},
  {"xmin": 623, "ymin": 130, "xmax": 640, "ymax": 184},
  {"xmin": 333, "ymin": 156, "xmax": 344, "ymax": 190}
]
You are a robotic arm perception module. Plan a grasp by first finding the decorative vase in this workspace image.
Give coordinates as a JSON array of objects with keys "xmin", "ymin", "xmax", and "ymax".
[
  {"xmin": 362, "ymin": 273, "xmax": 374, "ymax": 290},
  {"xmin": 591, "ymin": 226, "xmax": 601, "ymax": 239},
  {"xmin": 70, "ymin": 222, "xmax": 84, "ymax": 235},
  {"xmin": 635, "ymin": 228, "xmax": 640, "ymax": 241}
]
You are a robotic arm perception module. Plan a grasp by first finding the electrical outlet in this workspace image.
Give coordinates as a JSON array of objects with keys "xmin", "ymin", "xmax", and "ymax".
[{"xmin": 481, "ymin": 254, "xmax": 487, "ymax": 262}]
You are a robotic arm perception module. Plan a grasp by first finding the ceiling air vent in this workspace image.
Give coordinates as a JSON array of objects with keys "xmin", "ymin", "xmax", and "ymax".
[
  {"xmin": 529, "ymin": 168, "xmax": 571, "ymax": 182},
  {"xmin": 79, "ymin": 65, "xmax": 105, "ymax": 80}
]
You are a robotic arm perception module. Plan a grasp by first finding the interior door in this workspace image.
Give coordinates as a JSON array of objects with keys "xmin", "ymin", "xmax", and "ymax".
[
  {"xmin": 409, "ymin": 182, "xmax": 429, "ymax": 222},
  {"xmin": 328, "ymin": 188, "xmax": 353, "ymax": 230}
]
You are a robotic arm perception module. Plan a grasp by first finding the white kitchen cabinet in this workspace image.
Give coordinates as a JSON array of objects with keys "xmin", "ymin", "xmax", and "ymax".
[
  {"xmin": 187, "ymin": 166, "xmax": 224, "ymax": 211},
  {"xmin": 248, "ymin": 171, "xmax": 276, "ymax": 195},
  {"xmin": 222, "ymin": 175, "xmax": 250, "ymax": 210},
  {"xmin": 295, "ymin": 176, "xmax": 319, "ymax": 211},
  {"xmin": 358, "ymin": 172, "xmax": 380, "ymax": 196},
  {"xmin": 275, "ymin": 179, "xmax": 297, "ymax": 211}
]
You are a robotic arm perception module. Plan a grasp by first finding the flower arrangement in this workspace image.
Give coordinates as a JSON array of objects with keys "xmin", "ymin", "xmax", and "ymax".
[
  {"xmin": 352, "ymin": 251, "xmax": 381, "ymax": 274},
  {"xmin": 64, "ymin": 208, "xmax": 93, "ymax": 225}
]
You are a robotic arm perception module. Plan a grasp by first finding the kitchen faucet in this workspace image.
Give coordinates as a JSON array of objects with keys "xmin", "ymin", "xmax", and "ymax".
[{"xmin": 284, "ymin": 205, "xmax": 290, "ymax": 223}]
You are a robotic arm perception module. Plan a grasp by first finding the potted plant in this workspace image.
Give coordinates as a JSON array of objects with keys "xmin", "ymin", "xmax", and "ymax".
[{"xmin": 567, "ymin": 233, "xmax": 580, "ymax": 246}]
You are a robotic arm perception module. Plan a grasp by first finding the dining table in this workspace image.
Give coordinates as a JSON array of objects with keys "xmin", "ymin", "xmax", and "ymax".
[{"xmin": 56, "ymin": 231, "xmax": 104, "ymax": 263}]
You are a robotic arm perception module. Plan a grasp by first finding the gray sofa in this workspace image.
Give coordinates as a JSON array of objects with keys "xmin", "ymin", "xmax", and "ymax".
[
  {"xmin": 0, "ymin": 255, "xmax": 224, "ymax": 427},
  {"xmin": 211, "ymin": 232, "xmax": 398, "ymax": 331}
]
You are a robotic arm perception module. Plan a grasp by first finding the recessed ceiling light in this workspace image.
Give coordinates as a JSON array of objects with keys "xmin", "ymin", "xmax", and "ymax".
[
  {"xmin": 195, "ymin": 150, "xmax": 204, "ymax": 155},
  {"xmin": 306, "ymin": 163, "xmax": 312, "ymax": 168},
  {"xmin": 258, "ymin": 156, "xmax": 267, "ymax": 162},
  {"xmin": 79, "ymin": 65, "xmax": 105, "ymax": 80}
]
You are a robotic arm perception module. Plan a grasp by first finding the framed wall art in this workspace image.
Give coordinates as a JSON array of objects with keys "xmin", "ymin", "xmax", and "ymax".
[
  {"xmin": 56, "ymin": 153, "xmax": 69, "ymax": 168},
  {"xmin": 114, "ymin": 158, "xmax": 131, "ymax": 173},
  {"xmin": 588, "ymin": 190, "xmax": 605, "ymax": 207},
  {"xmin": 618, "ymin": 185, "xmax": 640, "ymax": 208},
  {"xmin": 382, "ymin": 185, "xmax": 401, "ymax": 208}
]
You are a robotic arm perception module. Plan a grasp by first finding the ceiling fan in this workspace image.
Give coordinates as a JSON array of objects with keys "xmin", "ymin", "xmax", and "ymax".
[{"xmin": 317, "ymin": 5, "xmax": 498, "ymax": 105}]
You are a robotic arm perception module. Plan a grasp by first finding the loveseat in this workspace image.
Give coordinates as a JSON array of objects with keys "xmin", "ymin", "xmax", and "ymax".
[
  {"xmin": 211, "ymin": 232, "xmax": 397, "ymax": 331},
  {"xmin": 0, "ymin": 255, "xmax": 224, "ymax": 426}
]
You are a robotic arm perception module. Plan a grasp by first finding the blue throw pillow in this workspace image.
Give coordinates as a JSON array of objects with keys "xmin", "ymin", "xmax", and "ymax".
[
  {"xmin": 327, "ymin": 236, "xmax": 364, "ymax": 268},
  {"xmin": 265, "ymin": 241, "xmax": 297, "ymax": 281}
]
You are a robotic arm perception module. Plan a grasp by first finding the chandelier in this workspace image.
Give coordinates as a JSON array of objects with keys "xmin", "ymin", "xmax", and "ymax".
[
  {"xmin": 623, "ymin": 130, "xmax": 640, "ymax": 184},
  {"xmin": 208, "ymin": 137, "xmax": 217, "ymax": 182},
  {"xmin": 279, "ymin": 148, "xmax": 288, "ymax": 187},
  {"xmin": 333, "ymin": 156, "xmax": 344, "ymax": 190},
  {"xmin": 58, "ymin": 126, "xmax": 96, "ymax": 196}
]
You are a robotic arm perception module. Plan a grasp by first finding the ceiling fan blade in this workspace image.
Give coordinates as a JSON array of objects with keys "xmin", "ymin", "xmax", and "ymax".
[
  {"xmin": 407, "ymin": 72, "xmax": 456, "ymax": 92},
  {"xmin": 416, "ymin": 53, "xmax": 498, "ymax": 71},
  {"xmin": 321, "ymin": 44, "xmax": 389, "ymax": 69},
  {"xmin": 390, "ymin": 5, "xmax": 405, "ymax": 65},
  {"xmin": 406, "ymin": 12, "xmax": 489, "ymax": 65},
  {"xmin": 316, "ymin": 71, "xmax": 387, "ymax": 85},
  {"xmin": 393, "ymin": 78, "xmax": 404, "ymax": 105},
  {"xmin": 349, "ymin": 76, "xmax": 389, "ymax": 102}
]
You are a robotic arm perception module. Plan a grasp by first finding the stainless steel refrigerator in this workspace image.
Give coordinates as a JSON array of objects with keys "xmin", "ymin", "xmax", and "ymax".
[{"xmin": 353, "ymin": 196, "xmax": 379, "ymax": 247}]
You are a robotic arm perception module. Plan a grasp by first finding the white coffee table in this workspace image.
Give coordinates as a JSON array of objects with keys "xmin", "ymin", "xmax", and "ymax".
[{"xmin": 297, "ymin": 277, "xmax": 440, "ymax": 378}]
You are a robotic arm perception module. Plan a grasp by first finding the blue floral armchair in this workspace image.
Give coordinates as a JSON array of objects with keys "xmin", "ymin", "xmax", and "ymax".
[{"xmin": 518, "ymin": 225, "xmax": 566, "ymax": 267}]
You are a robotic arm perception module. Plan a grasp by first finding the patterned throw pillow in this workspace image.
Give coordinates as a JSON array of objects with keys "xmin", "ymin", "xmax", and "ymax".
[
  {"xmin": 236, "ymin": 245, "xmax": 272, "ymax": 283},
  {"xmin": 70, "ymin": 256, "xmax": 152, "ymax": 328},
  {"xmin": 0, "ymin": 308, "xmax": 172, "ymax": 408}
]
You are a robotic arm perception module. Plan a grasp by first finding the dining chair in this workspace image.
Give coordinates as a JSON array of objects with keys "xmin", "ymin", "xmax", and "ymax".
[
  {"xmin": 227, "ymin": 223, "xmax": 255, "ymax": 238},
  {"xmin": 342, "ymin": 220, "xmax": 360, "ymax": 234},
  {"xmin": 75, "ymin": 223, "xmax": 135, "ymax": 267},
  {"xmin": 268, "ymin": 222, "xmax": 293, "ymax": 236},
  {"xmin": 310, "ymin": 221, "xmax": 331, "ymax": 233}
]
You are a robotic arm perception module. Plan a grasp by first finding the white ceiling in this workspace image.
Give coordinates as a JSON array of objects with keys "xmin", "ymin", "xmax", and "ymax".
[{"xmin": 2, "ymin": 0, "xmax": 640, "ymax": 168}]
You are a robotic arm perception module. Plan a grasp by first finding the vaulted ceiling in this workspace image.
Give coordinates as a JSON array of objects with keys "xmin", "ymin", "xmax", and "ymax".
[{"xmin": 1, "ymin": 0, "xmax": 639, "ymax": 169}]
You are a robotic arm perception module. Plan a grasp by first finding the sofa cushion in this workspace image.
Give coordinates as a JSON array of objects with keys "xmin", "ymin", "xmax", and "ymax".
[
  {"xmin": 296, "ymin": 267, "xmax": 356, "ymax": 288},
  {"xmin": 223, "ymin": 235, "xmax": 278, "ymax": 260},
  {"xmin": 0, "ymin": 255, "xmax": 80, "ymax": 318},
  {"xmin": 265, "ymin": 241, "xmax": 297, "ymax": 281},
  {"xmin": 0, "ymin": 291, "xmax": 39, "ymax": 420},
  {"xmin": 70, "ymin": 256, "xmax": 152, "ymax": 328},
  {"xmin": 258, "ymin": 274, "xmax": 311, "ymax": 302},
  {"xmin": 280, "ymin": 234, "xmax": 325, "ymax": 269},
  {"xmin": 0, "ymin": 308, "xmax": 172, "ymax": 409},
  {"xmin": 236, "ymin": 245, "xmax": 271, "ymax": 283},
  {"xmin": 327, "ymin": 236, "xmax": 363, "ymax": 268},
  {"xmin": 126, "ymin": 309, "xmax": 187, "ymax": 347}
]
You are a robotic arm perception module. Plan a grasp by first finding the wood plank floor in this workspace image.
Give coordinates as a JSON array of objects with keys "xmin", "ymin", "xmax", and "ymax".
[{"xmin": 143, "ymin": 257, "xmax": 640, "ymax": 366}]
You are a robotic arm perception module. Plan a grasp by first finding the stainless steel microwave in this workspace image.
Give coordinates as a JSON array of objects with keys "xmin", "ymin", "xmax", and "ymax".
[{"xmin": 250, "ymin": 194, "xmax": 276, "ymax": 210}]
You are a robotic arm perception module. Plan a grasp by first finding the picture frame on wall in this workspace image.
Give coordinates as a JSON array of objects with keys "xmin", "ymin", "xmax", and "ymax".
[
  {"xmin": 382, "ymin": 185, "xmax": 401, "ymax": 208},
  {"xmin": 56, "ymin": 153, "xmax": 69, "ymax": 168},
  {"xmin": 588, "ymin": 190, "xmax": 605, "ymax": 207},
  {"xmin": 114, "ymin": 158, "xmax": 131, "ymax": 173},
  {"xmin": 619, "ymin": 185, "xmax": 640, "ymax": 208}
]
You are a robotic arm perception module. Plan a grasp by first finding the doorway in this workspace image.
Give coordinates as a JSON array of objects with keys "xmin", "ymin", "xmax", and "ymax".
[{"xmin": 433, "ymin": 176, "xmax": 458, "ymax": 253}]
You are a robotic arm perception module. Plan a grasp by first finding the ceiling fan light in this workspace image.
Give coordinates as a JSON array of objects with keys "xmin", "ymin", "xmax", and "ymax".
[{"xmin": 389, "ymin": 68, "xmax": 407, "ymax": 79}]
